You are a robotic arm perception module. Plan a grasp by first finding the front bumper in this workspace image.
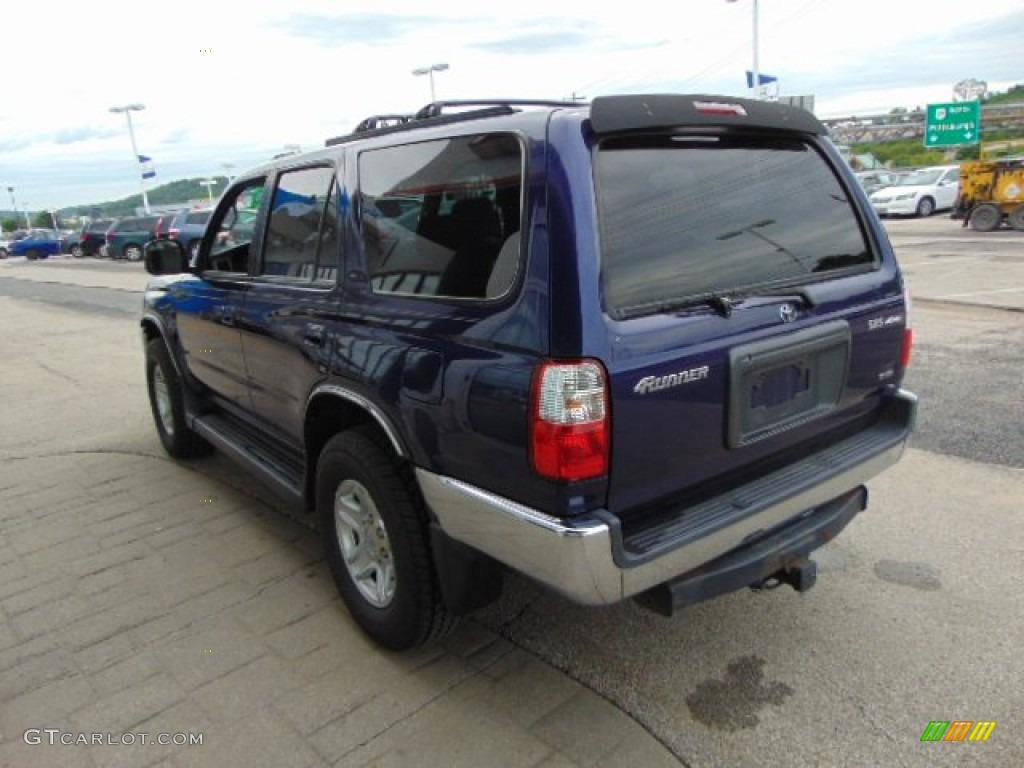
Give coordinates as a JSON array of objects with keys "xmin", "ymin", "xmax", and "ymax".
[
  {"xmin": 418, "ymin": 390, "xmax": 916, "ymax": 606},
  {"xmin": 872, "ymin": 199, "xmax": 919, "ymax": 216}
]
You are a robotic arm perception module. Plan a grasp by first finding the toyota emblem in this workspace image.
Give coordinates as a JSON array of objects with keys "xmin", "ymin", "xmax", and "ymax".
[{"xmin": 779, "ymin": 303, "xmax": 797, "ymax": 323}]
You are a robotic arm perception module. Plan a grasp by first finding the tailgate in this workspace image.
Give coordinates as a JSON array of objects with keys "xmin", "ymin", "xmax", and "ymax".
[{"xmin": 591, "ymin": 106, "xmax": 908, "ymax": 518}]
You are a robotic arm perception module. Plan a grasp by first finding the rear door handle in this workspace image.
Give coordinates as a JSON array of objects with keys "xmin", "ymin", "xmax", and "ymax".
[{"xmin": 304, "ymin": 323, "xmax": 325, "ymax": 346}]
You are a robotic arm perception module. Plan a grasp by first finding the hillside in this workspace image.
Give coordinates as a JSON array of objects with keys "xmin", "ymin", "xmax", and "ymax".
[{"xmin": 60, "ymin": 177, "xmax": 230, "ymax": 218}]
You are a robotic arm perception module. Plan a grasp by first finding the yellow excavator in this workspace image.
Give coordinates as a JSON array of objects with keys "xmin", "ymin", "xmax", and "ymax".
[{"xmin": 952, "ymin": 157, "xmax": 1024, "ymax": 231}]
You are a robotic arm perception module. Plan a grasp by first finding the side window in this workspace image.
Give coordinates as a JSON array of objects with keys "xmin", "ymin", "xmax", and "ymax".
[
  {"xmin": 358, "ymin": 133, "xmax": 523, "ymax": 300},
  {"xmin": 259, "ymin": 166, "xmax": 337, "ymax": 284},
  {"xmin": 204, "ymin": 178, "xmax": 267, "ymax": 274}
]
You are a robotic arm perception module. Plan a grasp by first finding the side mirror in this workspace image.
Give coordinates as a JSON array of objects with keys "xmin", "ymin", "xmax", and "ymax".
[{"xmin": 144, "ymin": 239, "xmax": 189, "ymax": 275}]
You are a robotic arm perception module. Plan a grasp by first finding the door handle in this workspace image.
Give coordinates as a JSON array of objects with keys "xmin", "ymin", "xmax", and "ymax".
[{"xmin": 304, "ymin": 323, "xmax": 326, "ymax": 346}]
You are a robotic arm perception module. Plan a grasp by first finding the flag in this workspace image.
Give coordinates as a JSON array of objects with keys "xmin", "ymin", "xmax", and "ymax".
[
  {"xmin": 138, "ymin": 155, "xmax": 156, "ymax": 180},
  {"xmin": 745, "ymin": 71, "xmax": 778, "ymax": 88}
]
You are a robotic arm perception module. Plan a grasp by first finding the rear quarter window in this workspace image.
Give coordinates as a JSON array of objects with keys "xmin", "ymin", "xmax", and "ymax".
[{"xmin": 596, "ymin": 134, "xmax": 874, "ymax": 319}]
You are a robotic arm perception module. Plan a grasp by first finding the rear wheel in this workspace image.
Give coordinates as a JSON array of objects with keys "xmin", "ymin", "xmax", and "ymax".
[
  {"xmin": 145, "ymin": 339, "xmax": 210, "ymax": 458},
  {"xmin": 318, "ymin": 427, "xmax": 457, "ymax": 650},
  {"xmin": 70, "ymin": 244, "xmax": 84, "ymax": 258},
  {"xmin": 969, "ymin": 203, "xmax": 1002, "ymax": 232},
  {"xmin": 125, "ymin": 244, "xmax": 143, "ymax": 262},
  {"xmin": 915, "ymin": 196, "xmax": 935, "ymax": 217},
  {"xmin": 1008, "ymin": 204, "xmax": 1024, "ymax": 232}
]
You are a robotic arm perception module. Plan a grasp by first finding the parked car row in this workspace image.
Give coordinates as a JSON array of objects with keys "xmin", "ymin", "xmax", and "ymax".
[{"xmin": 43, "ymin": 208, "xmax": 214, "ymax": 262}]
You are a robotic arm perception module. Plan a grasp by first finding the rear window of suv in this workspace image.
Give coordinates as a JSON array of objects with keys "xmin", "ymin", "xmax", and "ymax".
[{"xmin": 595, "ymin": 134, "xmax": 874, "ymax": 320}]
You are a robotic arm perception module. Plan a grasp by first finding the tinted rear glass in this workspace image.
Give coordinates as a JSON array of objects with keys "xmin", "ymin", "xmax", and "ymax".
[
  {"xmin": 596, "ymin": 135, "xmax": 873, "ymax": 319},
  {"xmin": 186, "ymin": 211, "xmax": 212, "ymax": 225}
]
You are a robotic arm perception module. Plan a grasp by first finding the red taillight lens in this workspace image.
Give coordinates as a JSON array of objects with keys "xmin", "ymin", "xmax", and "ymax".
[
  {"xmin": 531, "ymin": 361, "xmax": 609, "ymax": 481},
  {"xmin": 901, "ymin": 289, "xmax": 913, "ymax": 368},
  {"xmin": 169, "ymin": 228, "xmax": 180, "ymax": 238}
]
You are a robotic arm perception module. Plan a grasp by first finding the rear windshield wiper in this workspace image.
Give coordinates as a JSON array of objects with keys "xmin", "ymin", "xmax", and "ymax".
[{"xmin": 614, "ymin": 284, "xmax": 820, "ymax": 322}]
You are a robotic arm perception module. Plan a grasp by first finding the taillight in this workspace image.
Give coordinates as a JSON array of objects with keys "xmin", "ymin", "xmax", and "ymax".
[
  {"xmin": 531, "ymin": 360, "xmax": 609, "ymax": 481},
  {"xmin": 169, "ymin": 228, "xmax": 180, "ymax": 238},
  {"xmin": 901, "ymin": 289, "xmax": 913, "ymax": 369}
]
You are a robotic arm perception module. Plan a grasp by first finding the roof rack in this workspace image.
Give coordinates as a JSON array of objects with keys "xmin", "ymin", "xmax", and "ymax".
[
  {"xmin": 325, "ymin": 99, "xmax": 584, "ymax": 147},
  {"xmin": 353, "ymin": 114, "xmax": 413, "ymax": 133}
]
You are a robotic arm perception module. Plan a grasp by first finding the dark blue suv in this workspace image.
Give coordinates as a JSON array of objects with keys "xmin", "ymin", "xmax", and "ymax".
[{"xmin": 141, "ymin": 95, "xmax": 916, "ymax": 649}]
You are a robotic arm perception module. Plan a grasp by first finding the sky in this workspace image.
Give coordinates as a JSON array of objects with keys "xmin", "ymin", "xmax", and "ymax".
[{"xmin": 1, "ymin": 0, "xmax": 1021, "ymax": 212}]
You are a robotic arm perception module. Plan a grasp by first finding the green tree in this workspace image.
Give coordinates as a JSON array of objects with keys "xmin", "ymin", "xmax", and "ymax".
[
  {"xmin": 32, "ymin": 211, "xmax": 56, "ymax": 228},
  {"xmin": 1, "ymin": 217, "xmax": 18, "ymax": 233}
]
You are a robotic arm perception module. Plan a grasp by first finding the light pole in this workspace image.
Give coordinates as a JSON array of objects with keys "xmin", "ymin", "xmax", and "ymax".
[
  {"xmin": 727, "ymin": 0, "xmax": 759, "ymax": 99},
  {"xmin": 7, "ymin": 186, "xmax": 18, "ymax": 230},
  {"xmin": 199, "ymin": 179, "xmax": 218, "ymax": 203},
  {"xmin": 109, "ymin": 103, "xmax": 151, "ymax": 213},
  {"xmin": 222, "ymin": 162, "xmax": 235, "ymax": 182},
  {"xmin": 412, "ymin": 62, "xmax": 449, "ymax": 102}
]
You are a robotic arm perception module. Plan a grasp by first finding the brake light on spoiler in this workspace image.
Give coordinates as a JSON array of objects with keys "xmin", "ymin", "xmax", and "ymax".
[{"xmin": 693, "ymin": 101, "xmax": 748, "ymax": 117}]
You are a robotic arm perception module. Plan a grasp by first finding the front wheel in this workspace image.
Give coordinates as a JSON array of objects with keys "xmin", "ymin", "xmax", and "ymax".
[
  {"xmin": 25, "ymin": 249, "xmax": 40, "ymax": 261},
  {"xmin": 125, "ymin": 244, "xmax": 143, "ymax": 262},
  {"xmin": 915, "ymin": 197, "xmax": 935, "ymax": 217},
  {"xmin": 145, "ymin": 339, "xmax": 210, "ymax": 458},
  {"xmin": 70, "ymin": 244, "xmax": 84, "ymax": 258},
  {"xmin": 318, "ymin": 428, "xmax": 457, "ymax": 650}
]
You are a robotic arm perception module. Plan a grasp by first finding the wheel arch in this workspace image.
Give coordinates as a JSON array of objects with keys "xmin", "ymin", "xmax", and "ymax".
[{"xmin": 304, "ymin": 386, "xmax": 411, "ymax": 512}]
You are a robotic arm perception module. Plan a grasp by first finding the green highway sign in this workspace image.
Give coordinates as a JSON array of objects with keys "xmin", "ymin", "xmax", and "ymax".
[{"xmin": 925, "ymin": 101, "xmax": 980, "ymax": 147}]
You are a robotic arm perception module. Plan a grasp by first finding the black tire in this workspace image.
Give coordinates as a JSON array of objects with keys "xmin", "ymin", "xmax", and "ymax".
[
  {"xmin": 25, "ymin": 249, "xmax": 40, "ymax": 261},
  {"xmin": 318, "ymin": 427, "xmax": 457, "ymax": 650},
  {"xmin": 915, "ymin": 196, "xmax": 935, "ymax": 217},
  {"xmin": 969, "ymin": 203, "xmax": 1002, "ymax": 232},
  {"xmin": 0, "ymin": 247, "xmax": 8, "ymax": 259},
  {"xmin": 1008, "ymin": 204, "xmax": 1024, "ymax": 232},
  {"xmin": 125, "ymin": 244, "xmax": 143, "ymax": 262},
  {"xmin": 145, "ymin": 339, "xmax": 210, "ymax": 459},
  {"xmin": 70, "ymin": 244, "xmax": 84, "ymax": 258}
]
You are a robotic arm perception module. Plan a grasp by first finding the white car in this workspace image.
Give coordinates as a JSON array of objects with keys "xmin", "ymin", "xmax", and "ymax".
[{"xmin": 869, "ymin": 165, "xmax": 960, "ymax": 217}]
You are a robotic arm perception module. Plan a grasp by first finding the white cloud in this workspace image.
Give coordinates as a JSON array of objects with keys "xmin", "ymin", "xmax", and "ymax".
[{"xmin": 1, "ymin": 0, "xmax": 1021, "ymax": 210}]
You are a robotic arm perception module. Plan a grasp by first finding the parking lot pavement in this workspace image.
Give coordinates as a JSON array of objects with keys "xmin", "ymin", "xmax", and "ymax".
[
  {"xmin": 882, "ymin": 217, "xmax": 1024, "ymax": 312},
  {"xmin": 0, "ymin": 298, "xmax": 679, "ymax": 768}
]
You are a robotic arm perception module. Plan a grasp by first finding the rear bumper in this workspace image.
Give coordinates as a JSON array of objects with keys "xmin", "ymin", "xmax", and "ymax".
[{"xmin": 418, "ymin": 389, "xmax": 916, "ymax": 606}]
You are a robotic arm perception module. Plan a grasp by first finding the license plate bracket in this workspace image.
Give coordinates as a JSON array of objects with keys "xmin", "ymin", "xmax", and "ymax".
[{"xmin": 728, "ymin": 320, "xmax": 851, "ymax": 448}]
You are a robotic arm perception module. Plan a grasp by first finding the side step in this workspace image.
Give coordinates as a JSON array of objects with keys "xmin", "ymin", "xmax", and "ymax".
[{"xmin": 191, "ymin": 413, "xmax": 305, "ymax": 508}]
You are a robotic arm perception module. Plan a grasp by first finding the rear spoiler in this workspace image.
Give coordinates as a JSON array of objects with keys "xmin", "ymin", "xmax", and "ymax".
[{"xmin": 590, "ymin": 94, "xmax": 826, "ymax": 135}]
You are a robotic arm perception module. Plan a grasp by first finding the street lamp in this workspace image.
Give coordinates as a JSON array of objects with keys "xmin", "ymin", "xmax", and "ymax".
[
  {"xmin": 109, "ymin": 103, "xmax": 151, "ymax": 213},
  {"xmin": 199, "ymin": 179, "xmax": 218, "ymax": 203},
  {"xmin": 6, "ymin": 187, "xmax": 18, "ymax": 230},
  {"xmin": 727, "ymin": 0, "xmax": 760, "ymax": 99},
  {"xmin": 412, "ymin": 62, "xmax": 449, "ymax": 102},
  {"xmin": 222, "ymin": 162, "xmax": 235, "ymax": 182}
]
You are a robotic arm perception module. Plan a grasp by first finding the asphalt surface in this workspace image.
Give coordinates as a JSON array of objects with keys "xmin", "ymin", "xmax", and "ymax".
[{"xmin": 1, "ymin": 231, "xmax": 1022, "ymax": 766}]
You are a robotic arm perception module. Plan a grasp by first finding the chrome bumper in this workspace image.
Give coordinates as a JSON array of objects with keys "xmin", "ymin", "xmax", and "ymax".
[{"xmin": 418, "ymin": 390, "xmax": 917, "ymax": 606}]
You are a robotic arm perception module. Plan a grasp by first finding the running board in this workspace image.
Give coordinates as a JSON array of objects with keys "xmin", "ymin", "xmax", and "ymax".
[{"xmin": 191, "ymin": 413, "xmax": 305, "ymax": 508}]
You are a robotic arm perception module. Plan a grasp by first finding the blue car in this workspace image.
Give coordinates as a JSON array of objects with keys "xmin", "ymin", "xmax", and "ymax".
[{"xmin": 9, "ymin": 229, "xmax": 64, "ymax": 260}]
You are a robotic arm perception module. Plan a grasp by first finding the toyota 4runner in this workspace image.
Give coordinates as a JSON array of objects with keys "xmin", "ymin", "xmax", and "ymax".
[{"xmin": 141, "ymin": 95, "xmax": 916, "ymax": 649}]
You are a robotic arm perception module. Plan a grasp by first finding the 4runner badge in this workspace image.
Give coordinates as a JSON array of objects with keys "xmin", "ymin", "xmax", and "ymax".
[{"xmin": 634, "ymin": 365, "xmax": 710, "ymax": 395}]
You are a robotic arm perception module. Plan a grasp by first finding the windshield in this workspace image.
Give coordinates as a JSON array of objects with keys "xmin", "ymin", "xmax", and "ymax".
[
  {"xmin": 897, "ymin": 170, "xmax": 941, "ymax": 186},
  {"xmin": 596, "ymin": 134, "xmax": 874, "ymax": 319}
]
